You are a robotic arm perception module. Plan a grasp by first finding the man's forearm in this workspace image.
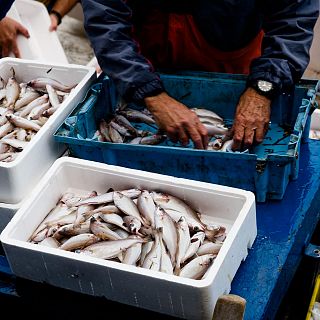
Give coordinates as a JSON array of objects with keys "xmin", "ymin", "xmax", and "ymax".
[{"xmin": 51, "ymin": 0, "xmax": 79, "ymax": 17}]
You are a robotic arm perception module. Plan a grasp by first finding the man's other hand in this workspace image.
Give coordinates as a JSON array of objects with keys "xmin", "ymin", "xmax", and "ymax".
[
  {"xmin": 145, "ymin": 92, "xmax": 208, "ymax": 149},
  {"xmin": 232, "ymin": 87, "xmax": 271, "ymax": 151},
  {"xmin": 0, "ymin": 17, "xmax": 29, "ymax": 58}
]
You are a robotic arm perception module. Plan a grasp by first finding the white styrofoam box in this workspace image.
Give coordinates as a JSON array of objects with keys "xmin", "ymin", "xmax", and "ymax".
[
  {"xmin": 7, "ymin": 0, "xmax": 68, "ymax": 64},
  {"xmin": 0, "ymin": 201, "xmax": 22, "ymax": 233},
  {"xmin": 309, "ymin": 109, "xmax": 320, "ymax": 140},
  {"xmin": 0, "ymin": 157, "xmax": 257, "ymax": 320},
  {"xmin": 0, "ymin": 58, "xmax": 96, "ymax": 203}
]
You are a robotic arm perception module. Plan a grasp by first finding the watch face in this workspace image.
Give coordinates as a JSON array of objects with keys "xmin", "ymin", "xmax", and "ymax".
[{"xmin": 258, "ymin": 80, "xmax": 273, "ymax": 92}]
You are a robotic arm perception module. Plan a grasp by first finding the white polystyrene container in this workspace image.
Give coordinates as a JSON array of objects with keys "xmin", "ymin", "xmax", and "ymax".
[
  {"xmin": 0, "ymin": 157, "xmax": 257, "ymax": 320},
  {"xmin": 309, "ymin": 109, "xmax": 320, "ymax": 140},
  {"xmin": 0, "ymin": 58, "xmax": 96, "ymax": 203},
  {"xmin": 0, "ymin": 201, "xmax": 21, "ymax": 233},
  {"xmin": 7, "ymin": 0, "xmax": 68, "ymax": 64}
]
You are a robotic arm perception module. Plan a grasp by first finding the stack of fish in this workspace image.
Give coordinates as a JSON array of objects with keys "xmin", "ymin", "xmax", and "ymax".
[
  {"xmin": 93, "ymin": 104, "xmax": 235, "ymax": 151},
  {"xmin": 0, "ymin": 68, "xmax": 76, "ymax": 162},
  {"xmin": 30, "ymin": 188, "xmax": 226, "ymax": 280}
]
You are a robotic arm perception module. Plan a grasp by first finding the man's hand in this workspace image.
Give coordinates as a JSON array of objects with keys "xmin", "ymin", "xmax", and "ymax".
[
  {"xmin": 144, "ymin": 92, "xmax": 208, "ymax": 149},
  {"xmin": 0, "ymin": 17, "xmax": 29, "ymax": 58},
  {"xmin": 232, "ymin": 87, "xmax": 271, "ymax": 151},
  {"xmin": 49, "ymin": 13, "xmax": 59, "ymax": 32}
]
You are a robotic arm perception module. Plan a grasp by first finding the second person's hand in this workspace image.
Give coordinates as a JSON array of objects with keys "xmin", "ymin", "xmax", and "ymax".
[
  {"xmin": 0, "ymin": 17, "xmax": 29, "ymax": 58},
  {"xmin": 144, "ymin": 92, "xmax": 208, "ymax": 149}
]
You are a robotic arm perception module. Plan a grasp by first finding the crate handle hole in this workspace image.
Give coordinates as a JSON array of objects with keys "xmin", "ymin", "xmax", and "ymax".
[{"xmin": 314, "ymin": 249, "xmax": 320, "ymax": 256}]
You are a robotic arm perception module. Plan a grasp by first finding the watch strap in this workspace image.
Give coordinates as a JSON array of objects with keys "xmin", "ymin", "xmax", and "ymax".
[{"xmin": 50, "ymin": 10, "xmax": 62, "ymax": 26}]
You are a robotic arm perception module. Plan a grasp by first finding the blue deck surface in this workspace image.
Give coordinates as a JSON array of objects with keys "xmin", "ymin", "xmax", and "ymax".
[
  {"xmin": 0, "ymin": 139, "xmax": 320, "ymax": 319},
  {"xmin": 231, "ymin": 139, "xmax": 320, "ymax": 319}
]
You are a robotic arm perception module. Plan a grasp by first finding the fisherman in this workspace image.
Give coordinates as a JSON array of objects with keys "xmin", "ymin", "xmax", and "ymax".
[
  {"xmin": 0, "ymin": 0, "xmax": 79, "ymax": 58},
  {"xmin": 81, "ymin": 0, "xmax": 319, "ymax": 150}
]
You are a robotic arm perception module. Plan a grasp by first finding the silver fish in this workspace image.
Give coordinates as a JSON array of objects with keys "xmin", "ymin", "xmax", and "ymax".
[
  {"xmin": 5, "ymin": 76, "xmax": 20, "ymax": 109},
  {"xmin": 60, "ymin": 233, "xmax": 100, "ymax": 251},
  {"xmin": 28, "ymin": 77, "xmax": 76, "ymax": 92},
  {"xmin": 110, "ymin": 120, "xmax": 132, "ymax": 137},
  {"xmin": 123, "ymin": 242, "xmax": 142, "ymax": 265},
  {"xmin": 197, "ymin": 242, "xmax": 223, "ymax": 256},
  {"xmin": 113, "ymin": 191, "xmax": 144, "ymax": 223},
  {"xmin": 182, "ymin": 232, "xmax": 206, "ymax": 264},
  {"xmin": 28, "ymin": 101, "xmax": 50, "ymax": 120},
  {"xmin": 129, "ymin": 137, "xmax": 142, "ymax": 144},
  {"xmin": 14, "ymin": 90, "xmax": 40, "ymax": 111},
  {"xmin": 0, "ymin": 121, "xmax": 14, "ymax": 139},
  {"xmin": 6, "ymin": 114, "xmax": 41, "ymax": 131},
  {"xmin": 175, "ymin": 216, "xmax": 191, "ymax": 272},
  {"xmin": 92, "ymin": 205, "xmax": 121, "ymax": 214},
  {"xmin": 16, "ymin": 129, "xmax": 27, "ymax": 141},
  {"xmin": 0, "ymin": 138, "xmax": 28, "ymax": 151},
  {"xmin": 154, "ymin": 207, "xmax": 177, "ymax": 265},
  {"xmin": 140, "ymin": 135, "xmax": 165, "ymax": 145},
  {"xmin": 203, "ymin": 124, "xmax": 229, "ymax": 136},
  {"xmin": 42, "ymin": 105, "xmax": 60, "ymax": 117},
  {"xmin": 99, "ymin": 119, "xmax": 111, "ymax": 142},
  {"xmin": 152, "ymin": 192, "xmax": 204, "ymax": 231},
  {"xmin": 53, "ymin": 221, "xmax": 91, "ymax": 239},
  {"xmin": 139, "ymin": 241, "xmax": 153, "ymax": 266},
  {"xmin": 19, "ymin": 94, "xmax": 49, "ymax": 118},
  {"xmin": 90, "ymin": 217, "xmax": 122, "ymax": 240},
  {"xmin": 0, "ymin": 142, "xmax": 10, "ymax": 154},
  {"xmin": 45, "ymin": 211, "xmax": 77, "ymax": 228},
  {"xmin": 79, "ymin": 237, "xmax": 145, "ymax": 260},
  {"xmin": 205, "ymin": 225, "xmax": 226, "ymax": 241},
  {"xmin": 179, "ymin": 254, "xmax": 215, "ymax": 279},
  {"xmin": 142, "ymin": 232, "xmax": 161, "ymax": 271},
  {"xmin": 137, "ymin": 190, "xmax": 156, "ymax": 227},
  {"xmin": 123, "ymin": 215, "xmax": 142, "ymax": 234},
  {"xmin": 114, "ymin": 115, "xmax": 137, "ymax": 135},
  {"xmin": 99, "ymin": 213, "xmax": 129, "ymax": 232},
  {"xmin": 108, "ymin": 125, "xmax": 124, "ymax": 143},
  {"xmin": 46, "ymin": 84, "xmax": 61, "ymax": 109},
  {"xmin": 120, "ymin": 109, "xmax": 155, "ymax": 125},
  {"xmin": 191, "ymin": 108, "xmax": 223, "ymax": 122},
  {"xmin": 159, "ymin": 234, "xmax": 174, "ymax": 275},
  {"xmin": 39, "ymin": 237, "xmax": 60, "ymax": 248},
  {"xmin": 113, "ymin": 228, "xmax": 130, "ymax": 239},
  {"xmin": 220, "ymin": 139, "xmax": 234, "ymax": 152}
]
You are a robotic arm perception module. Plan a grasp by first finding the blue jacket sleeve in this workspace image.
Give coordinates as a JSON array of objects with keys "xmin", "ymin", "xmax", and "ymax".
[
  {"xmin": 248, "ymin": 0, "xmax": 319, "ymax": 92},
  {"xmin": 0, "ymin": 0, "xmax": 15, "ymax": 20},
  {"xmin": 81, "ymin": 0, "xmax": 164, "ymax": 102}
]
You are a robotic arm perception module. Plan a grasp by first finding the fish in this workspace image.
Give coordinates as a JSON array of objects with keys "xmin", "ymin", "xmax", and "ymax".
[
  {"xmin": 137, "ymin": 190, "xmax": 156, "ymax": 227},
  {"xmin": 90, "ymin": 217, "xmax": 122, "ymax": 241},
  {"xmin": 99, "ymin": 119, "xmax": 111, "ymax": 142},
  {"xmin": 113, "ymin": 191, "xmax": 144, "ymax": 223},
  {"xmin": 28, "ymin": 77, "xmax": 76, "ymax": 92},
  {"xmin": 152, "ymin": 192, "xmax": 205, "ymax": 231},
  {"xmin": 191, "ymin": 108, "xmax": 224, "ymax": 122},
  {"xmin": 14, "ymin": 90, "xmax": 40, "ymax": 111},
  {"xmin": 0, "ymin": 138, "xmax": 28, "ymax": 151},
  {"xmin": 123, "ymin": 242, "xmax": 142, "ymax": 265},
  {"xmin": 140, "ymin": 135, "xmax": 165, "ymax": 145},
  {"xmin": 16, "ymin": 129, "xmax": 27, "ymax": 141},
  {"xmin": 39, "ymin": 237, "xmax": 60, "ymax": 248},
  {"xmin": 46, "ymin": 84, "xmax": 61, "ymax": 109},
  {"xmin": 154, "ymin": 207, "xmax": 178, "ymax": 265},
  {"xmin": 53, "ymin": 221, "xmax": 91, "ymax": 239},
  {"xmin": 181, "ymin": 232, "xmax": 206, "ymax": 264},
  {"xmin": 179, "ymin": 254, "xmax": 215, "ymax": 279},
  {"xmin": 175, "ymin": 216, "xmax": 191, "ymax": 273},
  {"xmin": 76, "ymin": 189, "xmax": 141, "ymax": 207},
  {"xmin": 19, "ymin": 94, "xmax": 49, "ymax": 118},
  {"xmin": 120, "ymin": 109, "xmax": 156, "ymax": 125},
  {"xmin": 114, "ymin": 115, "xmax": 138, "ymax": 135},
  {"xmin": 159, "ymin": 233, "xmax": 174, "ymax": 274},
  {"xmin": 0, "ymin": 122, "xmax": 14, "ymax": 139},
  {"xmin": 139, "ymin": 241, "xmax": 154, "ymax": 266},
  {"xmin": 129, "ymin": 137, "xmax": 142, "ymax": 144},
  {"xmin": 142, "ymin": 232, "xmax": 162, "ymax": 271},
  {"xmin": 6, "ymin": 114, "xmax": 41, "ymax": 131},
  {"xmin": 28, "ymin": 101, "xmax": 50, "ymax": 120},
  {"xmin": 108, "ymin": 125, "xmax": 123, "ymax": 143},
  {"xmin": 92, "ymin": 205, "xmax": 121, "ymax": 214},
  {"xmin": 113, "ymin": 228, "xmax": 130, "ymax": 239},
  {"xmin": 203, "ymin": 124, "xmax": 229, "ymax": 136},
  {"xmin": 79, "ymin": 236, "xmax": 145, "ymax": 260},
  {"xmin": 205, "ymin": 225, "xmax": 226, "ymax": 241},
  {"xmin": 123, "ymin": 216, "xmax": 142, "ymax": 234},
  {"xmin": 5, "ymin": 74, "xmax": 20, "ymax": 109},
  {"xmin": 109, "ymin": 120, "xmax": 132, "ymax": 137},
  {"xmin": 220, "ymin": 139, "xmax": 234, "ymax": 152},
  {"xmin": 197, "ymin": 242, "xmax": 223, "ymax": 256},
  {"xmin": 59, "ymin": 233, "xmax": 100, "ymax": 251},
  {"xmin": 99, "ymin": 213, "xmax": 129, "ymax": 232}
]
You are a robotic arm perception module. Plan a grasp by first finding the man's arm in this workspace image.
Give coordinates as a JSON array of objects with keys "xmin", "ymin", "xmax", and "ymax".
[
  {"xmin": 49, "ymin": 0, "xmax": 79, "ymax": 31},
  {"xmin": 248, "ymin": 0, "xmax": 319, "ymax": 91},
  {"xmin": 232, "ymin": 0, "xmax": 319, "ymax": 150},
  {"xmin": 81, "ymin": 0, "xmax": 208, "ymax": 149}
]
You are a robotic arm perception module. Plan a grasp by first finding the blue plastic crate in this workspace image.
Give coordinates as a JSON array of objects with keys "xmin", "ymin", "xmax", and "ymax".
[{"xmin": 54, "ymin": 72, "xmax": 318, "ymax": 202}]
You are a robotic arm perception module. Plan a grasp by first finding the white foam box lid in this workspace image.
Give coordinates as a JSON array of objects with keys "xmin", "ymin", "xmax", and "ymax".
[
  {"xmin": 0, "ymin": 157, "xmax": 257, "ymax": 320},
  {"xmin": 0, "ymin": 58, "xmax": 96, "ymax": 203},
  {"xmin": 7, "ymin": 0, "xmax": 68, "ymax": 64}
]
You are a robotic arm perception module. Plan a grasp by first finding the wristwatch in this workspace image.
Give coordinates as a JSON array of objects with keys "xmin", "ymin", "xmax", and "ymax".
[
  {"xmin": 250, "ymin": 79, "xmax": 277, "ymax": 100},
  {"xmin": 50, "ymin": 10, "xmax": 62, "ymax": 26}
]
